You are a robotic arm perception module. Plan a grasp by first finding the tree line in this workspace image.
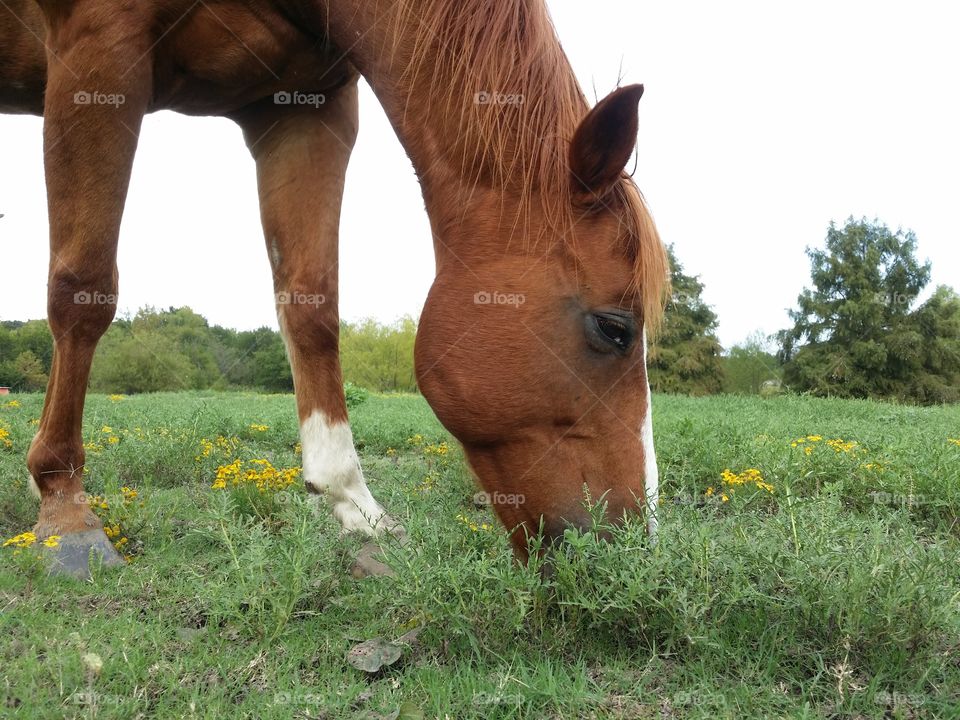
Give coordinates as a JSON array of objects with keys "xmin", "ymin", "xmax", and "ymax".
[
  {"xmin": 0, "ymin": 311, "xmax": 419, "ymax": 395},
  {"xmin": 648, "ymin": 218, "xmax": 959, "ymax": 404},
  {"xmin": 2, "ymin": 218, "xmax": 957, "ymax": 404}
]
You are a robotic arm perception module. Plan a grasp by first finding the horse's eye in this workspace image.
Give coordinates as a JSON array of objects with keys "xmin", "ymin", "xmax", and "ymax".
[{"xmin": 586, "ymin": 311, "xmax": 637, "ymax": 354}]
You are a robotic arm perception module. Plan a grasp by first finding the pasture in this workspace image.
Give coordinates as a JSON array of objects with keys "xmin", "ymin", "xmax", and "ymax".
[{"xmin": 1, "ymin": 392, "xmax": 958, "ymax": 719}]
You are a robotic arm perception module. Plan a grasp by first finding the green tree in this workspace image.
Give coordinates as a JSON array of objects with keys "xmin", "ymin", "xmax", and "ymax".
[
  {"xmin": 0, "ymin": 350, "xmax": 49, "ymax": 391},
  {"xmin": 722, "ymin": 331, "xmax": 782, "ymax": 395},
  {"xmin": 340, "ymin": 317, "xmax": 418, "ymax": 392},
  {"xmin": 778, "ymin": 218, "xmax": 959, "ymax": 403},
  {"xmin": 90, "ymin": 331, "xmax": 195, "ymax": 393},
  {"xmin": 647, "ymin": 246, "xmax": 725, "ymax": 395}
]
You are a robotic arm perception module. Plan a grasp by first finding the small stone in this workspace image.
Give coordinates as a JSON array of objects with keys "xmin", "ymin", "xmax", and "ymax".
[{"xmin": 350, "ymin": 542, "xmax": 394, "ymax": 578}]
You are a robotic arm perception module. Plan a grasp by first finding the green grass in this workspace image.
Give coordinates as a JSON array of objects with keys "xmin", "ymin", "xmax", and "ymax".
[{"xmin": 1, "ymin": 391, "xmax": 958, "ymax": 719}]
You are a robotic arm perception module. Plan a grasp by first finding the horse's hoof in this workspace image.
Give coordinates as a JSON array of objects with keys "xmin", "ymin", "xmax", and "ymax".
[
  {"xmin": 350, "ymin": 540, "xmax": 394, "ymax": 579},
  {"xmin": 42, "ymin": 529, "xmax": 126, "ymax": 579}
]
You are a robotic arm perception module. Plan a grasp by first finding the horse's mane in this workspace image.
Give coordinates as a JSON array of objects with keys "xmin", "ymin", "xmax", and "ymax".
[{"xmin": 394, "ymin": 0, "xmax": 669, "ymax": 332}]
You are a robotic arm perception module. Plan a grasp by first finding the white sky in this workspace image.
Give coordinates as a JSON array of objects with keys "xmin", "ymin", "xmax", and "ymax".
[{"xmin": 1, "ymin": 1, "xmax": 958, "ymax": 348}]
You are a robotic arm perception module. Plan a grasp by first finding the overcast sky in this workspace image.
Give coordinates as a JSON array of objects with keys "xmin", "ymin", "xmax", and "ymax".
[{"xmin": 2, "ymin": 1, "xmax": 957, "ymax": 348}]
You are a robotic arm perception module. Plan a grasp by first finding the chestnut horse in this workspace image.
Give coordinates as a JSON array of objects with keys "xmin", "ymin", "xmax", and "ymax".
[{"xmin": 1, "ymin": 0, "xmax": 668, "ymax": 574}]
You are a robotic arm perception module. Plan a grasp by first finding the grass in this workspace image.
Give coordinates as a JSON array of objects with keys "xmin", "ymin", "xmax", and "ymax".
[{"xmin": 1, "ymin": 391, "xmax": 958, "ymax": 719}]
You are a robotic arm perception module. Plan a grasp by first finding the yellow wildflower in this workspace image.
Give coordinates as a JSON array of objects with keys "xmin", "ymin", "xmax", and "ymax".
[
  {"xmin": 719, "ymin": 468, "xmax": 774, "ymax": 494},
  {"xmin": 249, "ymin": 424, "xmax": 269, "ymax": 432},
  {"xmin": 109, "ymin": 394, "xmax": 125, "ymax": 402},
  {"xmin": 3, "ymin": 531, "xmax": 37, "ymax": 548},
  {"xmin": 826, "ymin": 438, "xmax": 857, "ymax": 454}
]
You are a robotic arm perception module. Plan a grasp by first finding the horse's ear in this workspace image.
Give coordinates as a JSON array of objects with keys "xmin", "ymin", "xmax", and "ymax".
[{"xmin": 569, "ymin": 83, "xmax": 644, "ymax": 202}]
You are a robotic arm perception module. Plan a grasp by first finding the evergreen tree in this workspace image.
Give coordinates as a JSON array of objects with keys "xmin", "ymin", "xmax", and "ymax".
[
  {"xmin": 778, "ymin": 218, "xmax": 959, "ymax": 403},
  {"xmin": 648, "ymin": 246, "xmax": 725, "ymax": 395}
]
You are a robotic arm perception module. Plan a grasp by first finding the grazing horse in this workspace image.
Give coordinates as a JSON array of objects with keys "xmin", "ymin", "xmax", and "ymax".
[{"xmin": 1, "ymin": 0, "xmax": 668, "ymax": 574}]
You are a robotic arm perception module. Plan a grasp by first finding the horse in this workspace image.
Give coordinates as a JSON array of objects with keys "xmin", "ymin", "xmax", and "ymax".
[{"xmin": 0, "ymin": 0, "xmax": 668, "ymax": 575}]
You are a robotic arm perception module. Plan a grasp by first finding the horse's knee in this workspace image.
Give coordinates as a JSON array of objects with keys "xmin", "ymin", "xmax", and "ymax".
[{"xmin": 47, "ymin": 269, "xmax": 117, "ymax": 340}]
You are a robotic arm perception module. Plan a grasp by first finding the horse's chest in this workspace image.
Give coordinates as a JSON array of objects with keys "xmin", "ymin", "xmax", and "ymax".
[{"xmin": 152, "ymin": 1, "xmax": 348, "ymax": 114}]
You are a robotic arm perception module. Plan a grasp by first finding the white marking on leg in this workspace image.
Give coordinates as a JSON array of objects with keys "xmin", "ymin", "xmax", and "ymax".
[
  {"xmin": 641, "ymin": 333, "xmax": 660, "ymax": 544},
  {"xmin": 28, "ymin": 476, "xmax": 41, "ymax": 500},
  {"xmin": 300, "ymin": 410, "xmax": 388, "ymax": 535}
]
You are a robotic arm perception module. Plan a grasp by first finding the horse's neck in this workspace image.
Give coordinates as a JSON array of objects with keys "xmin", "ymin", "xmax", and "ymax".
[{"xmin": 321, "ymin": 0, "xmax": 578, "ymax": 245}]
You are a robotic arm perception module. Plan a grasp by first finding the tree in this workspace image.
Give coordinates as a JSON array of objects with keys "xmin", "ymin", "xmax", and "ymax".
[
  {"xmin": 647, "ymin": 246, "xmax": 725, "ymax": 395},
  {"xmin": 340, "ymin": 316, "xmax": 418, "ymax": 392},
  {"xmin": 0, "ymin": 350, "xmax": 49, "ymax": 391},
  {"xmin": 778, "ymin": 218, "xmax": 959, "ymax": 404},
  {"xmin": 722, "ymin": 331, "xmax": 782, "ymax": 395},
  {"xmin": 90, "ymin": 331, "xmax": 195, "ymax": 393}
]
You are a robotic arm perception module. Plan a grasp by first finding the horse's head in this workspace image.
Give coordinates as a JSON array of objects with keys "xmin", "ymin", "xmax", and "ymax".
[{"xmin": 415, "ymin": 85, "xmax": 668, "ymax": 557}]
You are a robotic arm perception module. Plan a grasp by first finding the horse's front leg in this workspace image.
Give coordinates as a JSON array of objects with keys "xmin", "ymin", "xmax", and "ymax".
[
  {"xmin": 234, "ymin": 79, "xmax": 399, "ymax": 537},
  {"xmin": 25, "ymin": 9, "xmax": 152, "ymax": 574}
]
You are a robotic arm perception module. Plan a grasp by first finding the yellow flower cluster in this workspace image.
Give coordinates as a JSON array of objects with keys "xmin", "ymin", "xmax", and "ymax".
[
  {"xmin": 826, "ymin": 438, "xmax": 857, "ymax": 454},
  {"xmin": 0, "ymin": 425, "xmax": 12, "ymax": 449},
  {"xmin": 3, "ymin": 532, "xmax": 61, "ymax": 551},
  {"xmin": 707, "ymin": 468, "xmax": 775, "ymax": 502},
  {"xmin": 211, "ymin": 458, "xmax": 300, "ymax": 493},
  {"xmin": 456, "ymin": 513, "xmax": 493, "ymax": 532},
  {"xmin": 249, "ymin": 423, "xmax": 269, "ymax": 432},
  {"xmin": 791, "ymin": 435, "xmax": 823, "ymax": 456},
  {"xmin": 87, "ymin": 486, "xmax": 140, "ymax": 558},
  {"xmin": 103, "ymin": 525, "xmax": 128, "ymax": 549},
  {"xmin": 109, "ymin": 394, "xmax": 125, "ymax": 402},
  {"xmin": 791, "ymin": 435, "xmax": 857, "ymax": 455},
  {"xmin": 4, "ymin": 400, "xmax": 21, "ymax": 408},
  {"xmin": 196, "ymin": 435, "xmax": 241, "ymax": 462},
  {"xmin": 949, "ymin": 438, "xmax": 960, "ymax": 447},
  {"xmin": 423, "ymin": 441, "xmax": 449, "ymax": 457}
]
